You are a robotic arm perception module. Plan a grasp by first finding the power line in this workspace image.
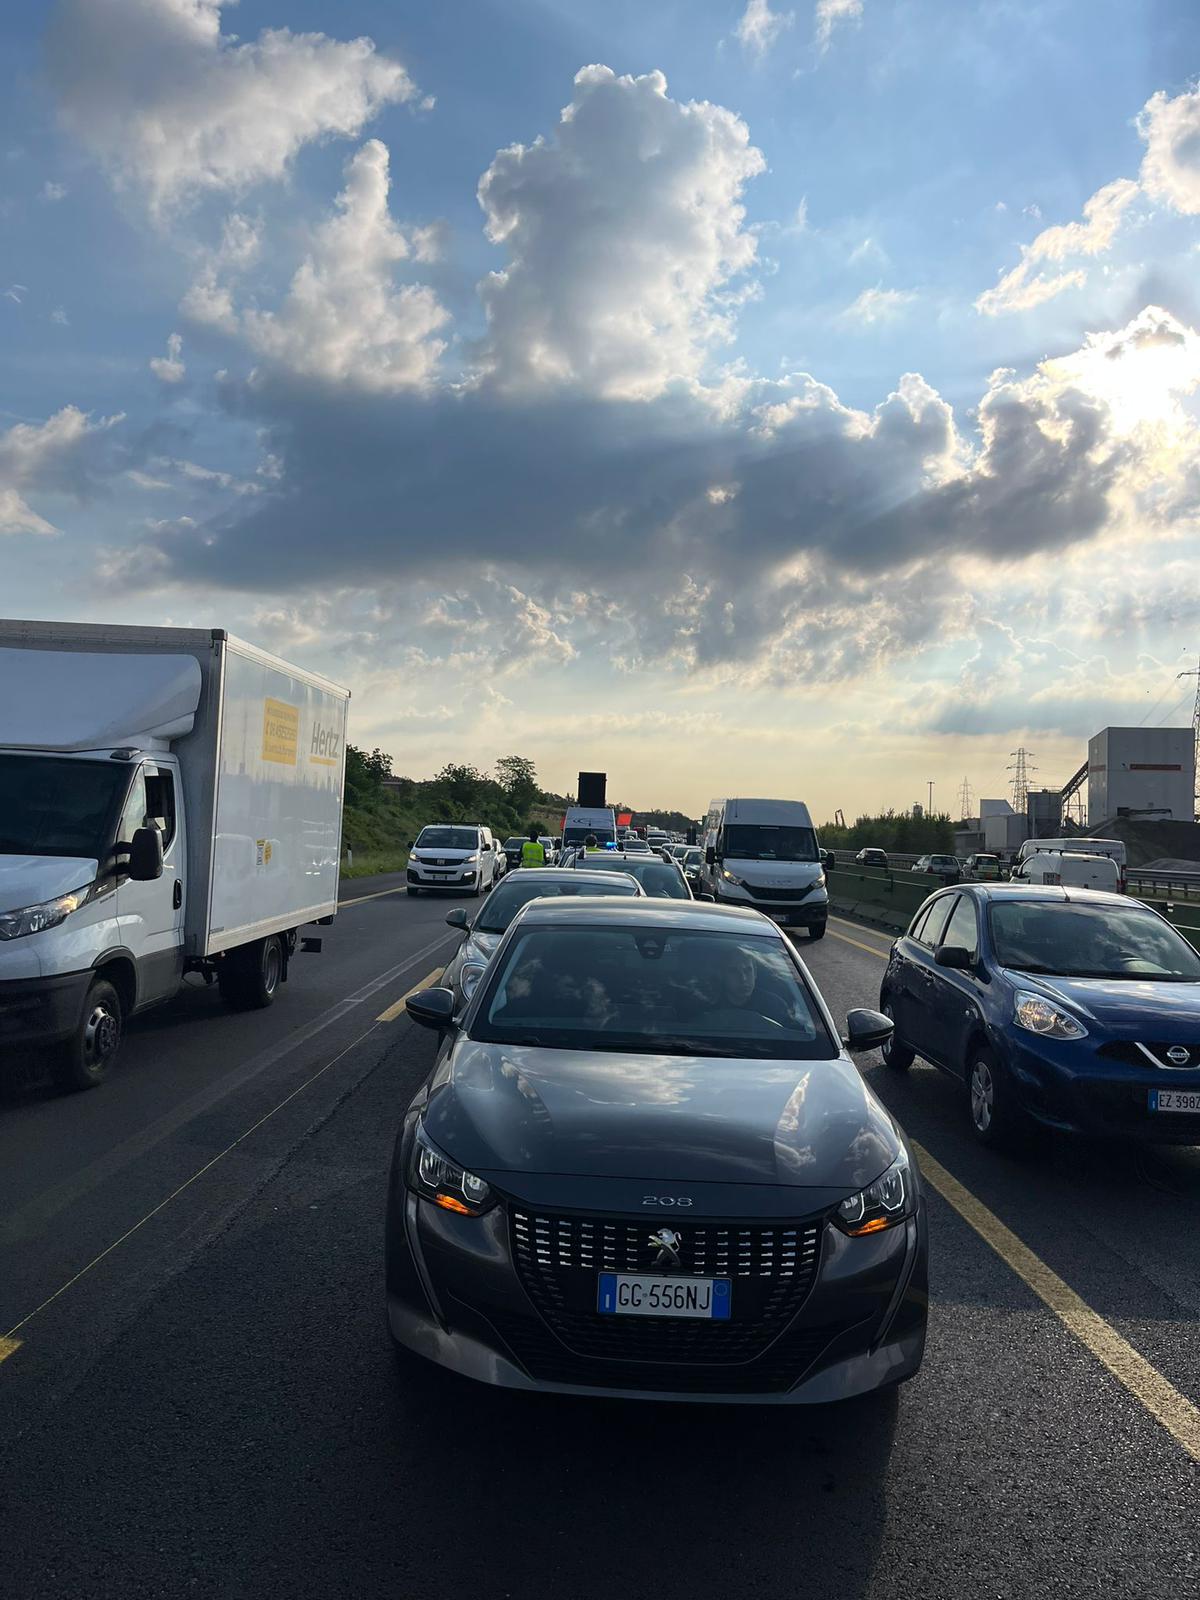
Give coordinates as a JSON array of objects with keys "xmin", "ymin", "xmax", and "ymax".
[
  {"xmin": 955, "ymin": 776, "xmax": 974, "ymax": 820},
  {"xmin": 1007, "ymin": 747, "xmax": 1036, "ymax": 814}
]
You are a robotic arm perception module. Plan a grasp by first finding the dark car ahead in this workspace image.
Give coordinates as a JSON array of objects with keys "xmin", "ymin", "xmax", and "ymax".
[
  {"xmin": 678, "ymin": 845, "xmax": 704, "ymax": 891},
  {"xmin": 440, "ymin": 867, "xmax": 643, "ymax": 1005},
  {"xmin": 879, "ymin": 884, "xmax": 1200, "ymax": 1147},
  {"xmin": 856, "ymin": 847, "xmax": 889, "ymax": 869},
  {"xmin": 387, "ymin": 900, "xmax": 927, "ymax": 1403},
  {"xmin": 570, "ymin": 850, "xmax": 695, "ymax": 899},
  {"xmin": 502, "ymin": 836, "xmax": 527, "ymax": 871},
  {"xmin": 913, "ymin": 853, "xmax": 962, "ymax": 884}
]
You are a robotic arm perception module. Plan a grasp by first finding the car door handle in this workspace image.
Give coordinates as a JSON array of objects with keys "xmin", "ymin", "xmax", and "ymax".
[{"xmin": 173, "ymin": 879, "xmax": 183, "ymax": 909}]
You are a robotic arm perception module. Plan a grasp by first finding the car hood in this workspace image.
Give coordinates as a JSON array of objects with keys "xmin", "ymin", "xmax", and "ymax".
[
  {"xmin": 412, "ymin": 848, "xmax": 475, "ymax": 861},
  {"xmin": 422, "ymin": 1040, "xmax": 900, "ymax": 1191},
  {"xmin": 0, "ymin": 854, "xmax": 99, "ymax": 914},
  {"xmin": 1010, "ymin": 972, "xmax": 1200, "ymax": 1034}
]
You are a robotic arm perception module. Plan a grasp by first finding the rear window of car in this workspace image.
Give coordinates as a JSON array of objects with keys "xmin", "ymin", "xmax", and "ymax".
[
  {"xmin": 473, "ymin": 926, "xmax": 835, "ymax": 1058},
  {"xmin": 474, "ymin": 874, "xmax": 640, "ymax": 932},
  {"xmin": 576, "ymin": 856, "xmax": 690, "ymax": 897}
]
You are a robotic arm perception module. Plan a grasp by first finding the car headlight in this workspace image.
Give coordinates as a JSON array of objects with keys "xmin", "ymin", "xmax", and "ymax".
[
  {"xmin": 721, "ymin": 869, "xmax": 744, "ymax": 886},
  {"xmin": 409, "ymin": 1123, "xmax": 495, "ymax": 1215},
  {"xmin": 1014, "ymin": 991, "xmax": 1087, "ymax": 1040},
  {"xmin": 462, "ymin": 852, "xmax": 481, "ymax": 864},
  {"xmin": 833, "ymin": 1154, "xmax": 914, "ymax": 1237},
  {"xmin": 460, "ymin": 961, "xmax": 487, "ymax": 1001},
  {"xmin": 815, "ymin": 872, "xmax": 826, "ymax": 888},
  {"xmin": 0, "ymin": 884, "xmax": 92, "ymax": 941}
]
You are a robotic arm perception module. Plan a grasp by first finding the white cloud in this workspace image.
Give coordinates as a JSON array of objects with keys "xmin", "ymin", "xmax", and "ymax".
[
  {"xmin": 976, "ymin": 177, "xmax": 1138, "ymax": 315},
  {"xmin": 0, "ymin": 405, "xmax": 124, "ymax": 536},
  {"xmin": 815, "ymin": 0, "xmax": 863, "ymax": 51},
  {"xmin": 4, "ymin": 284, "xmax": 28, "ymax": 304},
  {"xmin": 840, "ymin": 284, "xmax": 916, "ymax": 324},
  {"xmin": 736, "ymin": 0, "xmax": 794, "ymax": 57},
  {"xmin": 40, "ymin": 180, "xmax": 67, "ymax": 202},
  {"xmin": 1138, "ymin": 83, "xmax": 1200, "ymax": 215},
  {"xmin": 149, "ymin": 330, "xmax": 186, "ymax": 382},
  {"xmin": 50, "ymin": 306, "xmax": 69, "ymax": 325},
  {"xmin": 477, "ymin": 66, "xmax": 765, "ymax": 400},
  {"xmin": 46, "ymin": 0, "xmax": 420, "ymax": 217},
  {"xmin": 206, "ymin": 140, "xmax": 449, "ymax": 392}
]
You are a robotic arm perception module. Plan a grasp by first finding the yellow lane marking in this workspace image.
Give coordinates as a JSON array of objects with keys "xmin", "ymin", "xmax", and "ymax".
[
  {"xmin": 829, "ymin": 914, "xmax": 894, "ymax": 945},
  {"xmin": 828, "ymin": 924, "xmax": 1200, "ymax": 1463},
  {"xmin": 0, "ymin": 1336, "xmax": 22, "ymax": 1364},
  {"xmin": 827, "ymin": 926, "xmax": 894, "ymax": 960},
  {"xmin": 915, "ymin": 1142, "xmax": 1200, "ymax": 1463},
  {"xmin": 377, "ymin": 967, "xmax": 446, "ymax": 1023},
  {"xmin": 339, "ymin": 883, "xmax": 410, "ymax": 908},
  {"xmin": 2, "ymin": 1020, "xmax": 382, "ymax": 1354}
]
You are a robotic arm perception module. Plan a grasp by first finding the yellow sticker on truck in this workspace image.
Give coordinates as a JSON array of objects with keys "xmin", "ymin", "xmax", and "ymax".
[{"xmin": 262, "ymin": 698, "xmax": 299, "ymax": 765}]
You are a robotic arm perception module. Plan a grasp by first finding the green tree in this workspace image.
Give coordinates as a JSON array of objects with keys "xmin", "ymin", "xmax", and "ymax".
[{"xmin": 494, "ymin": 755, "xmax": 540, "ymax": 816}]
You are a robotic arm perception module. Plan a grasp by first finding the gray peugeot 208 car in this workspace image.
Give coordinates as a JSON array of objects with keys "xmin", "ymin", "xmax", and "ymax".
[{"xmin": 385, "ymin": 899, "xmax": 928, "ymax": 1403}]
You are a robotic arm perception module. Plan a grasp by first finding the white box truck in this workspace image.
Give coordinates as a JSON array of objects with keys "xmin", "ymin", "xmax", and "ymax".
[{"xmin": 0, "ymin": 620, "xmax": 349, "ymax": 1090}]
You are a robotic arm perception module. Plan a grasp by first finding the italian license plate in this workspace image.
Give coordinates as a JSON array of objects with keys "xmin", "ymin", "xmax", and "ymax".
[
  {"xmin": 1149, "ymin": 1089, "xmax": 1200, "ymax": 1114},
  {"xmin": 597, "ymin": 1274, "xmax": 731, "ymax": 1319}
]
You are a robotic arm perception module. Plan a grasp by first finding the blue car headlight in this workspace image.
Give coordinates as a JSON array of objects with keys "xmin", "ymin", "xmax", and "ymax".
[{"xmin": 1014, "ymin": 990, "xmax": 1087, "ymax": 1040}]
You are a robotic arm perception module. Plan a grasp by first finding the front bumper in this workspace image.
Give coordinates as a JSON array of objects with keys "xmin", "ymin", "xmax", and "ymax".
[
  {"xmin": 407, "ymin": 863, "xmax": 481, "ymax": 890},
  {"xmin": 385, "ymin": 1183, "xmax": 927, "ymax": 1404},
  {"xmin": 1000, "ymin": 1033, "xmax": 1200, "ymax": 1144},
  {"xmin": 713, "ymin": 883, "xmax": 829, "ymax": 925},
  {"xmin": 0, "ymin": 969, "xmax": 91, "ymax": 1048}
]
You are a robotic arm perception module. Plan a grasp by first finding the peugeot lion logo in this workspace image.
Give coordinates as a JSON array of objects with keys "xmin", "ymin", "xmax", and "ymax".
[
  {"xmin": 649, "ymin": 1227, "xmax": 682, "ymax": 1269},
  {"xmin": 1167, "ymin": 1045, "xmax": 1191, "ymax": 1066}
]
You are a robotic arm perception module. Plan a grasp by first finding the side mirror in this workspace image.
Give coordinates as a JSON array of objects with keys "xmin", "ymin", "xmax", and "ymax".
[
  {"xmin": 705, "ymin": 846, "xmax": 716, "ymax": 866},
  {"xmin": 128, "ymin": 825, "xmax": 164, "ymax": 881},
  {"xmin": 405, "ymin": 986, "xmax": 458, "ymax": 1031},
  {"xmin": 445, "ymin": 908, "xmax": 470, "ymax": 931},
  {"xmin": 935, "ymin": 945, "xmax": 973, "ymax": 969},
  {"xmin": 406, "ymin": 840, "xmax": 415, "ymax": 850},
  {"xmin": 843, "ymin": 1007, "xmax": 894, "ymax": 1053}
]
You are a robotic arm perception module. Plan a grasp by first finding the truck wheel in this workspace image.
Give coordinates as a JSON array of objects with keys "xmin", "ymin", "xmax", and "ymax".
[
  {"xmin": 219, "ymin": 936, "xmax": 283, "ymax": 1010},
  {"xmin": 807, "ymin": 921, "xmax": 826, "ymax": 941},
  {"xmin": 54, "ymin": 978, "xmax": 123, "ymax": 1092}
]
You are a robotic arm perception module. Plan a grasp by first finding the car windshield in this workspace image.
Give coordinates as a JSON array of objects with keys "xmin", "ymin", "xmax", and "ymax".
[
  {"xmin": 989, "ymin": 902, "xmax": 1200, "ymax": 981},
  {"xmin": 504, "ymin": 838, "xmax": 525, "ymax": 850},
  {"xmin": 0, "ymin": 754, "xmax": 130, "ymax": 858},
  {"xmin": 474, "ymin": 875, "xmax": 639, "ymax": 931},
  {"xmin": 722, "ymin": 824, "xmax": 818, "ymax": 863},
  {"xmin": 416, "ymin": 827, "xmax": 478, "ymax": 850},
  {"xmin": 578, "ymin": 856, "xmax": 690, "ymax": 898},
  {"xmin": 681, "ymin": 848, "xmax": 702, "ymax": 865},
  {"xmin": 473, "ymin": 926, "xmax": 835, "ymax": 1058}
]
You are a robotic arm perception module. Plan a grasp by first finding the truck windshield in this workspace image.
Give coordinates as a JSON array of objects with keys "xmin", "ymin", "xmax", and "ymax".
[
  {"xmin": 722, "ymin": 824, "xmax": 818, "ymax": 863},
  {"xmin": 0, "ymin": 754, "xmax": 129, "ymax": 859}
]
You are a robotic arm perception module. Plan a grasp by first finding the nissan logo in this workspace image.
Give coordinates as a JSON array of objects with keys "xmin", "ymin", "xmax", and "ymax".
[{"xmin": 1166, "ymin": 1045, "xmax": 1191, "ymax": 1066}]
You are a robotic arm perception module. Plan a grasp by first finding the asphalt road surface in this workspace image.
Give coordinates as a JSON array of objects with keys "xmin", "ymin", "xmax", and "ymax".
[{"xmin": 2, "ymin": 883, "xmax": 1198, "ymax": 1599}]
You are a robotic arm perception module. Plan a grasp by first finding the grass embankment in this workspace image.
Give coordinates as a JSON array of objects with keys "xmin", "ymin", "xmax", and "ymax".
[{"xmin": 340, "ymin": 795, "xmax": 568, "ymax": 880}]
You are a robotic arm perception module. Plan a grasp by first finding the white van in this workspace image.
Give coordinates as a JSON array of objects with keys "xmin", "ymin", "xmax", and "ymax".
[
  {"xmin": 1018, "ymin": 836, "xmax": 1126, "ymax": 890},
  {"xmin": 1012, "ymin": 851, "xmax": 1122, "ymax": 892},
  {"xmin": 702, "ymin": 798, "xmax": 828, "ymax": 939},
  {"xmin": 561, "ymin": 806, "xmax": 617, "ymax": 852},
  {"xmin": 406, "ymin": 824, "xmax": 499, "ymax": 896}
]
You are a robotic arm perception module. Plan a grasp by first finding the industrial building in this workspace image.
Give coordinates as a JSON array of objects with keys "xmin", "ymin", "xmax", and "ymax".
[{"xmin": 1087, "ymin": 727, "xmax": 1195, "ymax": 825}]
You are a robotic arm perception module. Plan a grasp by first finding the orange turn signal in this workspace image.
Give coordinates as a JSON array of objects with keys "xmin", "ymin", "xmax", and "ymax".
[
  {"xmin": 845, "ymin": 1216, "xmax": 891, "ymax": 1236},
  {"xmin": 434, "ymin": 1193, "xmax": 472, "ymax": 1215}
]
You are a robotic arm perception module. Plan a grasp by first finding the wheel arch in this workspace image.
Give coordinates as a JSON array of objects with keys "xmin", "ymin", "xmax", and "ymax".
[{"xmin": 91, "ymin": 950, "xmax": 138, "ymax": 1017}]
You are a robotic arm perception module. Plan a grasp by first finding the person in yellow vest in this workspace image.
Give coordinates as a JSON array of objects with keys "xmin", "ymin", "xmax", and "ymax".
[{"xmin": 521, "ymin": 826, "xmax": 546, "ymax": 868}]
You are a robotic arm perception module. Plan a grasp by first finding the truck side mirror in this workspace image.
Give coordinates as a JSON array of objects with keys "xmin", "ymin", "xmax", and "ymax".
[
  {"xmin": 128, "ymin": 825, "xmax": 164, "ymax": 881},
  {"xmin": 705, "ymin": 846, "xmax": 716, "ymax": 866}
]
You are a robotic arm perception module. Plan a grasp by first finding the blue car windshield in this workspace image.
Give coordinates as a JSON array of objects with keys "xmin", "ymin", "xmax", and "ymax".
[{"xmin": 989, "ymin": 902, "xmax": 1200, "ymax": 981}]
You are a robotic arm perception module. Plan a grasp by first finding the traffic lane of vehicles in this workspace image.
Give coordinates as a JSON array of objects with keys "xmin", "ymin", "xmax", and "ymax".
[
  {"xmin": 801, "ymin": 919, "xmax": 1200, "ymax": 1414},
  {"xmin": 0, "ymin": 874, "xmax": 462, "ymax": 1371},
  {"xmin": 2, "ymin": 969, "xmax": 1196, "ymax": 1600}
]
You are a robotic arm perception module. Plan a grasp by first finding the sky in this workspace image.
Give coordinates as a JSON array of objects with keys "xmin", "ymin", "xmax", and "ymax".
[{"xmin": 3, "ymin": 0, "xmax": 1200, "ymax": 821}]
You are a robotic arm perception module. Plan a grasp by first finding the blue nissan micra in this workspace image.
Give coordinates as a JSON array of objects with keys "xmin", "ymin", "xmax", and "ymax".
[{"xmin": 878, "ymin": 884, "xmax": 1200, "ymax": 1147}]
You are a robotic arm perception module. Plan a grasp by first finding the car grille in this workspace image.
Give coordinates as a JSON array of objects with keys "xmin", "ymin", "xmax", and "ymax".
[
  {"xmin": 1098, "ymin": 1041, "xmax": 1200, "ymax": 1071},
  {"xmin": 508, "ymin": 1209, "xmax": 823, "ymax": 1382},
  {"xmin": 743, "ymin": 883, "xmax": 816, "ymax": 902}
]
